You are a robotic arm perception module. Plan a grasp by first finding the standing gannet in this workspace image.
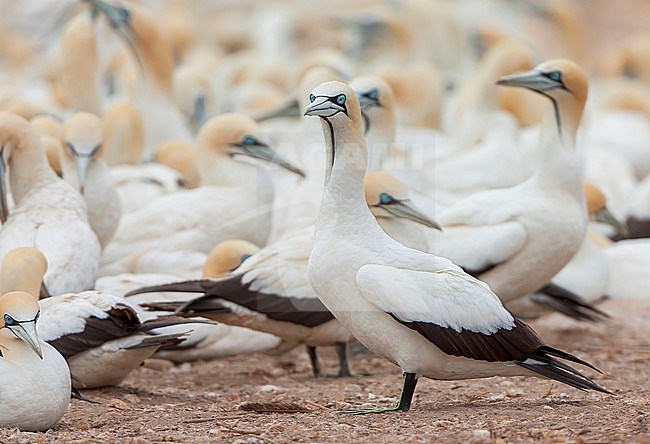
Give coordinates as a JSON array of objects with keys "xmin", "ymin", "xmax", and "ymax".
[
  {"xmin": 0, "ymin": 112, "xmax": 100, "ymax": 295},
  {"xmin": 0, "ymin": 291, "xmax": 70, "ymax": 431},
  {"xmin": 61, "ymin": 112, "xmax": 121, "ymax": 247},
  {"xmin": 305, "ymin": 81, "xmax": 607, "ymax": 413},
  {"xmin": 102, "ymin": 113, "xmax": 305, "ymax": 265},
  {"xmin": 429, "ymin": 60, "xmax": 589, "ymax": 304}
]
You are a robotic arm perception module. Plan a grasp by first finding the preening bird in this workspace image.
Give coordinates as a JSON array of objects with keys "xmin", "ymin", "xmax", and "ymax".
[
  {"xmin": 304, "ymin": 80, "xmax": 608, "ymax": 414},
  {"xmin": 0, "ymin": 112, "xmax": 100, "ymax": 295}
]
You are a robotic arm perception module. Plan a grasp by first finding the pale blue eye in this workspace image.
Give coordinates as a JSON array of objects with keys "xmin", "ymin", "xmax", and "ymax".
[
  {"xmin": 367, "ymin": 89, "xmax": 378, "ymax": 100},
  {"xmin": 3, "ymin": 314, "xmax": 15, "ymax": 326},
  {"xmin": 548, "ymin": 71, "xmax": 562, "ymax": 82},
  {"xmin": 242, "ymin": 136, "xmax": 256, "ymax": 145},
  {"xmin": 309, "ymin": 94, "xmax": 315, "ymax": 103},
  {"xmin": 337, "ymin": 94, "xmax": 346, "ymax": 105},
  {"xmin": 240, "ymin": 254, "xmax": 252, "ymax": 263},
  {"xmin": 379, "ymin": 193, "xmax": 393, "ymax": 204}
]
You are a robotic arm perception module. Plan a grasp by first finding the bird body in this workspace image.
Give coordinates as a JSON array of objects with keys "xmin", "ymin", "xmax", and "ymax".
[
  {"xmin": 0, "ymin": 113, "xmax": 100, "ymax": 295},
  {"xmin": 0, "ymin": 291, "xmax": 70, "ymax": 431}
]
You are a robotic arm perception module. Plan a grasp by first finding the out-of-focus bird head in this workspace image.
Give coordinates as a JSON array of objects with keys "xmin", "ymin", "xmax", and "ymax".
[
  {"xmin": 202, "ymin": 240, "xmax": 260, "ymax": 279},
  {"xmin": 197, "ymin": 113, "xmax": 305, "ymax": 178},
  {"xmin": 364, "ymin": 172, "xmax": 441, "ymax": 230},
  {"xmin": 62, "ymin": 112, "xmax": 104, "ymax": 194}
]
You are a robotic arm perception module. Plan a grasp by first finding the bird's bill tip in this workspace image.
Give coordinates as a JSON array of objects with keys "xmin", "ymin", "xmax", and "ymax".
[
  {"xmin": 595, "ymin": 206, "xmax": 629, "ymax": 237},
  {"xmin": 13, "ymin": 322, "xmax": 43, "ymax": 359}
]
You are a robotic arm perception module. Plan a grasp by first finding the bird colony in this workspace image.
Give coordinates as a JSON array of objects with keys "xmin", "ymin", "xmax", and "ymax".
[{"xmin": 0, "ymin": 0, "xmax": 648, "ymax": 438}]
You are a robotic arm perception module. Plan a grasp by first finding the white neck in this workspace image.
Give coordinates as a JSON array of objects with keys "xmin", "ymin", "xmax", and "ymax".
[
  {"xmin": 529, "ymin": 104, "xmax": 583, "ymax": 194},
  {"xmin": 315, "ymin": 117, "xmax": 380, "ymax": 241}
]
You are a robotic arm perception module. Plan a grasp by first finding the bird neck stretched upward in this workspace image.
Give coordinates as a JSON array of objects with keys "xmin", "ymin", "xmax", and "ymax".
[
  {"xmin": 529, "ymin": 96, "xmax": 585, "ymax": 193},
  {"xmin": 316, "ymin": 117, "xmax": 378, "ymax": 237}
]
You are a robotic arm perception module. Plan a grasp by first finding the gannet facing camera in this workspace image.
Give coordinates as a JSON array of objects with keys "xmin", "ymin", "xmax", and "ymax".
[
  {"xmin": 305, "ymin": 81, "xmax": 608, "ymax": 414},
  {"xmin": 0, "ymin": 291, "xmax": 71, "ymax": 431},
  {"xmin": 62, "ymin": 112, "xmax": 122, "ymax": 248}
]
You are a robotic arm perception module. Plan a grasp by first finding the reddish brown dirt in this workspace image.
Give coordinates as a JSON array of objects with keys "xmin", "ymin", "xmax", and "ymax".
[{"xmin": 0, "ymin": 298, "xmax": 648, "ymax": 443}]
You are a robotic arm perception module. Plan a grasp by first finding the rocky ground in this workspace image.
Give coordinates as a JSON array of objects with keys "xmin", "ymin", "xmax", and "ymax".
[{"xmin": 0, "ymin": 298, "xmax": 648, "ymax": 443}]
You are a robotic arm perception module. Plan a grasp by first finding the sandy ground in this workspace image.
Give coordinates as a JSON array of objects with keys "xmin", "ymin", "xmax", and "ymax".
[{"xmin": 0, "ymin": 298, "xmax": 647, "ymax": 443}]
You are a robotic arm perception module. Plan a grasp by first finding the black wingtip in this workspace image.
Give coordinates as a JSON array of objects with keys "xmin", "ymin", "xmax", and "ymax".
[
  {"xmin": 519, "ymin": 346, "xmax": 611, "ymax": 395},
  {"xmin": 124, "ymin": 279, "xmax": 210, "ymax": 297},
  {"xmin": 539, "ymin": 345, "xmax": 603, "ymax": 374},
  {"xmin": 533, "ymin": 284, "xmax": 610, "ymax": 322}
]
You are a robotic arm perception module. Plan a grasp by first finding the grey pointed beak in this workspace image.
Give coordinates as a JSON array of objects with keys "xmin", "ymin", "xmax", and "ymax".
[
  {"xmin": 304, "ymin": 99, "xmax": 344, "ymax": 118},
  {"xmin": 356, "ymin": 93, "xmax": 380, "ymax": 111},
  {"xmin": 379, "ymin": 201, "xmax": 442, "ymax": 231},
  {"xmin": 67, "ymin": 142, "xmax": 101, "ymax": 194},
  {"xmin": 190, "ymin": 94, "xmax": 207, "ymax": 129},
  {"xmin": 0, "ymin": 149, "xmax": 8, "ymax": 223},
  {"xmin": 73, "ymin": 154, "xmax": 92, "ymax": 195},
  {"xmin": 496, "ymin": 69, "xmax": 561, "ymax": 93},
  {"xmin": 11, "ymin": 321, "xmax": 43, "ymax": 359},
  {"xmin": 234, "ymin": 142, "xmax": 305, "ymax": 177},
  {"xmin": 595, "ymin": 206, "xmax": 628, "ymax": 237},
  {"xmin": 255, "ymin": 98, "xmax": 300, "ymax": 122}
]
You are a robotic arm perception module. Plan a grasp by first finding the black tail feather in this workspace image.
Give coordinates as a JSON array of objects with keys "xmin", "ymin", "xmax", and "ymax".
[
  {"xmin": 532, "ymin": 283, "xmax": 610, "ymax": 322},
  {"xmin": 124, "ymin": 279, "xmax": 212, "ymax": 297}
]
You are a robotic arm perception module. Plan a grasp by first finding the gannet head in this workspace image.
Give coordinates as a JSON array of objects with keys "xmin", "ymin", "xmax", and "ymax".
[
  {"xmin": 497, "ymin": 59, "xmax": 588, "ymax": 132},
  {"xmin": 173, "ymin": 66, "xmax": 215, "ymax": 132},
  {"xmin": 600, "ymin": 33, "xmax": 650, "ymax": 82},
  {"xmin": 102, "ymin": 103, "xmax": 145, "ymax": 166},
  {"xmin": 203, "ymin": 239, "xmax": 260, "ymax": 279},
  {"xmin": 304, "ymin": 81, "xmax": 363, "ymax": 130},
  {"xmin": 63, "ymin": 112, "xmax": 104, "ymax": 194},
  {"xmin": 0, "ymin": 248, "xmax": 48, "ymax": 300},
  {"xmin": 197, "ymin": 113, "xmax": 305, "ymax": 177},
  {"xmin": 351, "ymin": 76, "xmax": 396, "ymax": 135},
  {"xmin": 364, "ymin": 172, "xmax": 441, "ymax": 230},
  {"xmin": 0, "ymin": 291, "xmax": 43, "ymax": 358},
  {"xmin": 584, "ymin": 183, "xmax": 628, "ymax": 237},
  {"xmin": 155, "ymin": 140, "xmax": 200, "ymax": 188}
]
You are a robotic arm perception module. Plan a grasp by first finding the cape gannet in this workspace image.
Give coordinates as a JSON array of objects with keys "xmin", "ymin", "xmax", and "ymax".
[
  {"xmin": 0, "ymin": 112, "xmax": 100, "ymax": 295},
  {"xmin": 102, "ymin": 113, "xmax": 305, "ymax": 265},
  {"xmin": 305, "ymin": 81, "xmax": 608, "ymax": 414},
  {"xmin": 429, "ymin": 60, "xmax": 590, "ymax": 304},
  {"xmin": 0, "ymin": 291, "xmax": 71, "ymax": 431},
  {"xmin": 61, "ymin": 112, "xmax": 122, "ymax": 248}
]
